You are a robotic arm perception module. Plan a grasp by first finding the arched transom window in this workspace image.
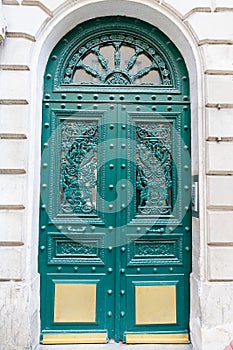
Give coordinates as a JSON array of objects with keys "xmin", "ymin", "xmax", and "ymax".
[{"xmin": 63, "ymin": 34, "xmax": 171, "ymax": 86}]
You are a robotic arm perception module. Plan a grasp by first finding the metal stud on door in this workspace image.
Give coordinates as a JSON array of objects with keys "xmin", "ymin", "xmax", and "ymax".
[{"xmin": 39, "ymin": 16, "xmax": 191, "ymax": 345}]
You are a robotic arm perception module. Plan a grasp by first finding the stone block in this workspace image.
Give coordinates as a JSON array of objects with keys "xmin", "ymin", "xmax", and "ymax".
[
  {"xmin": 163, "ymin": 0, "xmax": 211, "ymax": 16},
  {"xmin": 0, "ymin": 174, "xmax": 25, "ymax": 205},
  {"xmin": 207, "ymin": 210, "xmax": 233, "ymax": 243},
  {"xmin": 206, "ymin": 75, "xmax": 233, "ymax": 104},
  {"xmin": 0, "ymin": 38, "xmax": 33, "ymax": 66},
  {"xmin": 0, "ymin": 105, "xmax": 28, "ymax": 134},
  {"xmin": 0, "ymin": 211, "xmax": 23, "ymax": 242},
  {"xmin": 192, "ymin": 218, "xmax": 200, "ymax": 277},
  {"xmin": 202, "ymin": 324, "xmax": 233, "ymax": 350},
  {"xmin": 3, "ymin": 5, "xmax": 49, "ymax": 37},
  {"xmin": 11, "ymin": 283, "xmax": 31, "ymax": 347},
  {"xmin": 187, "ymin": 12, "xmax": 233, "ymax": 41},
  {"xmin": 201, "ymin": 44, "xmax": 233, "ymax": 71},
  {"xmin": 0, "ymin": 279, "xmax": 40, "ymax": 349},
  {"xmin": 0, "ymin": 283, "xmax": 12, "ymax": 343},
  {"xmin": 206, "ymin": 142, "xmax": 233, "ymax": 174},
  {"xmin": 0, "ymin": 247, "xmax": 22, "ymax": 279},
  {"xmin": 190, "ymin": 275, "xmax": 202, "ymax": 350},
  {"xmin": 3, "ymin": 0, "xmax": 20, "ymax": 4},
  {"xmin": 206, "ymin": 108, "xmax": 233, "ymax": 138},
  {"xmin": 0, "ymin": 140, "xmax": 26, "ymax": 169},
  {"xmin": 22, "ymin": 0, "xmax": 66, "ymax": 13},
  {"xmin": 207, "ymin": 176, "xmax": 233, "ymax": 207},
  {"xmin": 208, "ymin": 247, "xmax": 233, "ymax": 280},
  {"xmin": 215, "ymin": 0, "xmax": 233, "ymax": 8},
  {"xmin": 201, "ymin": 282, "xmax": 233, "ymax": 326},
  {"xmin": 197, "ymin": 281, "xmax": 233, "ymax": 349},
  {"xmin": 0, "ymin": 70, "xmax": 30, "ymax": 100}
]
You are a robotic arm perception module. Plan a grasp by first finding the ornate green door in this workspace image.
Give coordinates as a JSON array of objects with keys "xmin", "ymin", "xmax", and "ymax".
[{"xmin": 39, "ymin": 17, "xmax": 191, "ymax": 345}]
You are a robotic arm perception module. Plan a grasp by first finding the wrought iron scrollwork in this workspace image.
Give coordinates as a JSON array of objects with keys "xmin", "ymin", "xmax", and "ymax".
[
  {"xmin": 60, "ymin": 121, "xmax": 98, "ymax": 214},
  {"xmin": 136, "ymin": 123, "xmax": 173, "ymax": 215},
  {"xmin": 63, "ymin": 34, "xmax": 171, "ymax": 86}
]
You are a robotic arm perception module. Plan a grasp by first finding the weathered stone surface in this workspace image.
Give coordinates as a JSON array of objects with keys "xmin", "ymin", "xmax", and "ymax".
[
  {"xmin": 0, "ymin": 38, "xmax": 33, "ymax": 66},
  {"xmin": 208, "ymin": 247, "xmax": 233, "ymax": 280},
  {"xmin": 0, "ymin": 105, "xmax": 28, "ymax": 134},
  {"xmin": 203, "ymin": 326, "xmax": 233, "ymax": 350},
  {"xmin": 0, "ymin": 284, "xmax": 12, "ymax": 344},
  {"xmin": 206, "ymin": 75, "xmax": 233, "ymax": 104},
  {"xmin": 163, "ymin": 0, "xmax": 211, "ymax": 16},
  {"xmin": 0, "ymin": 139, "xmax": 26, "ymax": 169},
  {"xmin": 189, "ymin": 275, "xmax": 202, "ymax": 350},
  {"xmin": 0, "ymin": 278, "xmax": 40, "ymax": 349},
  {"xmin": 192, "ymin": 218, "xmax": 200, "ymax": 277},
  {"xmin": 207, "ymin": 176, "xmax": 233, "ymax": 207},
  {"xmin": 0, "ymin": 247, "xmax": 22, "ymax": 279},
  {"xmin": 191, "ymin": 278, "xmax": 233, "ymax": 349},
  {"xmin": 3, "ymin": 4, "xmax": 49, "ymax": 37},
  {"xmin": 207, "ymin": 210, "xmax": 233, "ymax": 243},
  {"xmin": 0, "ymin": 174, "xmax": 25, "ymax": 205},
  {"xmin": 187, "ymin": 12, "xmax": 233, "ymax": 41},
  {"xmin": 22, "ymin": 0, "xmax": 66, "ymax": 13},
  {"xmin": 201, "ymin": 44, "xmax": 233, "ymax": 71},
  {"xmin": 206, "ymin": 109, "xmax": 233, "ymax": 138},
  {"xmin": 0, "ymin": 211, "xmax": 23, "ymax": 242},
  {"xmin": 0, "ymin": 70, "xmax": 30, "ymax": 100},
  {"xmin": 206, "ymin": 142, "xmax": 233, "ymax": 173},
  {"xmin": 215, "ymin": 0, "xmax": 233, "ymax": 8}
]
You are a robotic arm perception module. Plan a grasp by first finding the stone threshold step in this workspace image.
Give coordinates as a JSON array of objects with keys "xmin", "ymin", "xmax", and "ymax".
[{"xmin": 39, "ymin": 343, "xmax": 192, "ymax": 350}]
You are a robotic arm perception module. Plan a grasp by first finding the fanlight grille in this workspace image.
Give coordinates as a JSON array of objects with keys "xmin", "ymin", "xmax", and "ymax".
[{"xmin": 63, "ymin": 34, "xmax": 171, "ymax": 86}]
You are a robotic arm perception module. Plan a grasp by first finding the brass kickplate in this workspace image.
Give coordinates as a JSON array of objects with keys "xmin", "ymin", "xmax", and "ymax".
[
  {"xmin": 42, "ymin": 333, "xmax": 107, "ymax": 344},
  {"xmin": 126, "ymin": 333, "xmax": 189, "ymax": 344}
]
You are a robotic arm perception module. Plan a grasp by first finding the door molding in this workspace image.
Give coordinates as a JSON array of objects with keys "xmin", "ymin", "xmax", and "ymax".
[
  {"xmin": 29, "ymin": 1, "xmax": 204, "ymax": 347},
  {"xmin": 39, "ymin": 16, "xmax": 192, "ymax": 345}
]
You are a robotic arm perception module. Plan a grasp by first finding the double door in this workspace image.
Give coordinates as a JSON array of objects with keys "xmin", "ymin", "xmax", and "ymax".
[{"xmin": 39, "ymin": 101, "xmax": 191, "ymax": 344}]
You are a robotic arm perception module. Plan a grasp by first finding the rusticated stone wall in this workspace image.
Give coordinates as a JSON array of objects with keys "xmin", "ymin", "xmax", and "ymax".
[{"xmin": 0, "ymin": 1, "xmax": 233, "ymax": 349}]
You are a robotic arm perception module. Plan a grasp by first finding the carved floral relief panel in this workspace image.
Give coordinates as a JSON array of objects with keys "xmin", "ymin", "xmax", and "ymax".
[
  {"xmin": 60, "ymin": 120, "xmax": 98, "ymax": 215},
  {"xmin": 135, "ymin": 122, "xmax": 173, "ymax": 216}
]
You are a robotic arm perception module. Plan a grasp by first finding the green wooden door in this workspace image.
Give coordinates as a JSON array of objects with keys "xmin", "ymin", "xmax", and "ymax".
[{"xmin": 39, "ymin": 17, "xmax": 191, "ymax": 345}]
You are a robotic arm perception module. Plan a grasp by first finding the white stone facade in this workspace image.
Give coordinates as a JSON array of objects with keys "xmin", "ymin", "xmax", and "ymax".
[{"xmin": 0, "ymin": 0, "xmax": 233, "ymax": 349}]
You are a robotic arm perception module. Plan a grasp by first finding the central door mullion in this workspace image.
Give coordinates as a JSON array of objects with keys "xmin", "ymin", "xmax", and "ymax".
[
  {"xmin": 114, "ymin": 103, "xmax": 128, "ymax": 341},
  {"xmin": 101, "ymin": 103, "xmax": 119, "ymax": 340}
]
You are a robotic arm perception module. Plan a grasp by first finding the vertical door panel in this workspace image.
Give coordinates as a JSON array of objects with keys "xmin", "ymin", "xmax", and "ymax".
[
  {"xmin": 39, "ymin": 105, "xmax": 120, "ymax": 342},
  {"xmin": 117, "ymin": 104, "xmax": 191, "ymax": 342}
]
